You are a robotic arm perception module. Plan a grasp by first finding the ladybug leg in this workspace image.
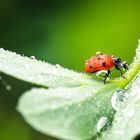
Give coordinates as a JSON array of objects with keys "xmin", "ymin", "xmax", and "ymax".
[
  {"xmin": 115, "ymin": 65, "xmax": 124, "ymax": 78},
  {"xmin": 103, "ymin": 69, "xmax": 111, "ymax": 84}
]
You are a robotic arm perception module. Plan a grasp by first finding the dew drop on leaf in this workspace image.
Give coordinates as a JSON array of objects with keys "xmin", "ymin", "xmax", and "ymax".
[
  {"xmin": 55, "ymin": 64, "xmax": 61, "ymax": 68},
  {"xmin": 1, "ymin": 80, "xmax": 12, "ymax": 91},
  {"xmin": 0, "ymin": 48, "xmax": 4, "ymax": 52},
  {"xmin": 30, "ymin": 56, "xmax": 36, "ymax": 59},
  {"xmin": 96, "ymin": 116, "xmax": 108, "ymax": 133},
  {"xmin": 111, "ymin": 89, "xmax": 129, "ymax": 111}
]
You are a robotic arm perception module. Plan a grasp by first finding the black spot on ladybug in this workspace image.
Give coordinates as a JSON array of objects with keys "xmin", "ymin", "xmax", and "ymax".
[
  {"xmin": 97, "ymin": 57, "xmax": 101, "ymax": 60},
  {"xmin": 89, "ymin": 64, "xmax": 93, "ymax": 68},
  {"xmin": 102, "ymin": 62, "xmax": 106, "ymax": 67}
]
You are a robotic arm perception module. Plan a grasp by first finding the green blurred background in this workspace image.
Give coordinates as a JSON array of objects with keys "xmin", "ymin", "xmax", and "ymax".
[{"xmin": 0, "ymin": 0, "xmax": 140, "ymax": 140}]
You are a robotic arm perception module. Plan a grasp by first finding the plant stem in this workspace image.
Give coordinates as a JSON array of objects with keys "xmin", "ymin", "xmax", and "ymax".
[{"xmin": 115, "ymin": 40, "xmax": 140, "ymax": 88}]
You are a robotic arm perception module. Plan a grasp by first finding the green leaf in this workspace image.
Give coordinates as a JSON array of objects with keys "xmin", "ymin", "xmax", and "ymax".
[
  {"xmin": 99, "ymin": 72, "xmax": 140, "ymax": 140},
  {"xmin": 2, "ymin": 39, "xmax": 140, "ymax": 140},
  {"xmin": 0, "ymin": 48, "xmax": 95, "ymax": 88},
  {"xmin": 17, "ymin": 85, "xmax": 118, "ymax": 140},
  {"xmin": 0, "ymin": 48, "xmax": 120, "ymax": 139},
  {"xmin": 98, "ymin": 40, "xmax": 140, "ymax": 140}
]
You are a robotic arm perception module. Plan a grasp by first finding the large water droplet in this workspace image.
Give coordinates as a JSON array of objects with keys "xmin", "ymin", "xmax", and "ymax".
[
  {"xmin": 96, "ymin": 116, "xmax": 108, "ymax": 133},
  {"xmin": 111, "ymin": 89, "xmax": 129, "ymax": 111}
]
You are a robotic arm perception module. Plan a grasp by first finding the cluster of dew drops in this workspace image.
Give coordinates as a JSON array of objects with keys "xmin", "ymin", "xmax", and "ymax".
[
  {"xmin": 96, "ymin": 40, "xmax": 140, "ymax": 136},
  {"xmin": 96, "ymin": 75, "xmax": 140, "ymax": 139},
  {"xmin": 96, "ymin": 89, "xmax": 129, "ymax": 134},
  {"xmin": 98, "ymin": 40, "xmax": 140, "ymax": 137}
]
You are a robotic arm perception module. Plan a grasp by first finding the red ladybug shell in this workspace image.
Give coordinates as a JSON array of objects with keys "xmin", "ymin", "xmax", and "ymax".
[{"xmin": 84, "ymin": 54, "xmax": 115, "ymax": 73}]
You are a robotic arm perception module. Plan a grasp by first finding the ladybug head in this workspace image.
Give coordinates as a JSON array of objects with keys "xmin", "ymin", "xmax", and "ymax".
[{"xmin": 113, "ymin": 57, "xmax": 128, "ymax": 70}]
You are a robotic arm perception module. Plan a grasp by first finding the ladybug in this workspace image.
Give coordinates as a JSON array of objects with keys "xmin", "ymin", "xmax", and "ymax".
[{"xmin": 84, "ymin": 52, "xmax": 128, "ymax": 83}]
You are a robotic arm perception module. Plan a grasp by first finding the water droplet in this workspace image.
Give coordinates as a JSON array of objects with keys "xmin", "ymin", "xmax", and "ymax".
[
  {"xmin": 96, "ymin": 70, "xmax": 107, "ymax": 77},
  {"xmin": 111, "ymin": 89, "xmax": 129, "ymax": 111},
  {"xmin": 2, "ymin": 80, "xmax": 12, "ymax": 91},
  {"xmin": 55, "ymin": 64, "xmax": 60, "ymax": 68},
  {"xmin": 96, "ymin": 116, "xmax": 108, "ymax": 133},
  {"xmin": 0, "ymin": 48, "xmax": 4, "ymax": 51},
  {"xmin": 31, "ymin": 56, "xmax": 35, "ymax": 59},
  {"xmin": 6, "ymin": 85, "xmax": 12, "ymax": 91}
]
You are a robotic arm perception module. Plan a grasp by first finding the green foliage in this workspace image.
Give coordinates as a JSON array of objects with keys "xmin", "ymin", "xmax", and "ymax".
[
  {"xmin": 0, "ymin": 40, "xmax": 140, "ymax": 140},
  {"xmin": 100, "ymin": 72, "xmax": 140, "ymax": 140},
  {"xmin": 0, "ymin": 48, "xmax": 95, "ymax": 88},
  {"xmin": 99, "ymin": 42, "xmax": 140, "ymax": 140},
  {"xmin": 17, "ymin": 85, "xmax": 117, "ymax": 140}
]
